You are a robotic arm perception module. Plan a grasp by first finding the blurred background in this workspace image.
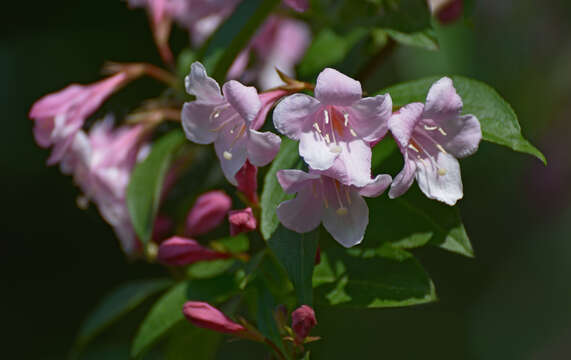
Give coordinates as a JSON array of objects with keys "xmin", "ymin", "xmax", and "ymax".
[{"xmin": 2, "ymin": 1, "xmax": 571, "ymax": 359}]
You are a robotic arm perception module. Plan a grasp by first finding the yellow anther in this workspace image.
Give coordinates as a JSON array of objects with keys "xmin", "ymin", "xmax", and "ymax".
[
  {"xmin": 223, "ymin": 151, "xmax": 233, "ymax": 160},
  {"xmin": 437, "ymin": 168, "xmax": 447, "ymax": 176}
]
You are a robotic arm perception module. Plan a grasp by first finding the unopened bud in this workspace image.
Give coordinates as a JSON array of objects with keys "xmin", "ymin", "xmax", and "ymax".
[
  {"xmin": 236, "ymin": 161, "xmax": 258, "ymax": 204},
  {"xmin": 157, "ymin": 236, "xmax": 230, "ymax": 266},
  {"xmin": 228, "ymin": 208, "xmax": 257, "ymax": 236},
  {"xmin": 427, "ymin": 0, "xmax": 463, "ymax": 24},
  {"xmin": 183, "ymin": 301, "xmax": 246, "ymax": 334},
  {"xmin": 291, "ymin": 305, "xmax": 317, "ymax": 343},
  {"xmin": 186, "ymin": 191, "xmax": 232, "ymax": 237}
]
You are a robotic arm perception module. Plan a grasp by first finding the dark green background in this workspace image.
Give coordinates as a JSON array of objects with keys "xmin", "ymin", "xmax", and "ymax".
[{"xmin": 3, "ymin": 1, "xmax": 571, "ymax": 359}]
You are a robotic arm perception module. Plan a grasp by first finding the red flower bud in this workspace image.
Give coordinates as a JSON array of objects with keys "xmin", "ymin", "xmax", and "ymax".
[
  {"xmin": 236, "ymin": 161, "xmax": 258, "ymax": 204},
  {"xmin": 427, "ymin": 0, "xmax": 463, "ymax": 24},
  {"xmin": 186, "ymin": 191, "xmax": 231, "ymax": 237},
  {"xmin": 183, "ymin": 301, "xmax": 246, "ymax": 334},
  {"xmin": 228, "ymin": 208, "xmax": 257, "ymax": 236},
  {"xmin": 157, "ymin": 236, "xmax": 230, "ymax": 266},
  {"xmin": 291, "ymin": 305, "xmax": 317, "ymax": 343}
]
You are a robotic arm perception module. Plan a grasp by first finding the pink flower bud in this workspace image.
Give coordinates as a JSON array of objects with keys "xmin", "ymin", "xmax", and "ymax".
[
  {"xmin": 228, "ymin": 208, "xmax": 257, "ymax": 236},
  {"xmin": 236, "ymin": 161, "xmax": 258, "ymax": 204},
  {"xmin": 427, "ymin": 0, "xmax": 463, "ymax": 24},
  {"xmin": 252, "ymin": 89, "xmax": 289, "ymax": 130},
  {"xmin": 183, "ymin": 301, "xmax": 246, "ymax": 334},
  {"xmin": 157, "ymin": 236, "xmax": 230, "ymax": 266},
  {"xmin": 152, "ymin": 215, "xmax": 173, "ymax": 243},
  {"xmin": 291, "ymin": 305, "xmax": 317, "ymax": 342},
  {"xmin": 185, "ymin": 191, "xmax": 232, "ymax": 237}
]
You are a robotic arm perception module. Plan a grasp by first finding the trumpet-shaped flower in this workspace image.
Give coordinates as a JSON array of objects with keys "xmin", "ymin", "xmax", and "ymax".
[
  {"xmin": 276, "ymin": 169, "xmax": 392, "ymax": 247},
  {"xmin": 388, "ymin": 77, "xmax": 481, "ymax": 205},
  {"xmin": 182, "ymin": 62, "xmax": 281, "ymax": 184},
  {"xmin": 273, "ymin": 68, "xmax": 392, "ymax": 187},
  {"xmin": 29, "ymin": 73, "xmax": 128, "ymax": 165}
]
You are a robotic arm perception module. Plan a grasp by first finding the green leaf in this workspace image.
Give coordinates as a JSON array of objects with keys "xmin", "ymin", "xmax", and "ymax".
[
  {"xmin": 255, "ymin": 284, "xmax": 288, "ymax": 359},
  {"xmin": 210, "ymin": 234, "xmax": 249, "ymax": 254},
  {"xmin": 268, "ymin": 225, "xmax": 319, "ymax": 306},
  {"xmin": 260, "ymin": 138, "xmax": 302, "ymax": 240},
  {"xmin": 72, "ymin": 279, "xmax": 173, "ymax": 356},
  {"xmin": 127, "ymin": 130, "xmax": 186, "ymax": 247},
  {"xmin": 200, "ymin": 0, "xmax": 281, "ymax": 82},
  {"xmin": 366, "ymin": 186, "xmax": 473, "ymax": 257},
  {"xmin": 164, "ymin": 323, "xmax": 221, "ymax": 360},
  {"xmin": 313, "ymin": 246, "xmax": 436, "ymax": 308},
  {"xmin": 378, "ymin": 76, "xmax": 546, "ymax": 164},
  {"xmin": 371, "ymin": 137, "xmax": 398, "ymax": 170},
  {"xmin": 381, "ymin": 28, "xmax": 439, "ymax": 51},
  {"xmin": 131, "ymin": 276, "xmax": 236, "ymax": 359},
  {"xmin": 186, "ymin": 259, "xmax": 236, "ymax": 279}
]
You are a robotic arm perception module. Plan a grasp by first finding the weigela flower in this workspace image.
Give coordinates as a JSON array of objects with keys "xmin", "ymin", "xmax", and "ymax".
[
  {"xmin": 183, "ymin": 301, "xmax": 246, "ymax": 334},
  {"xmin": 276, "ymin": 169, "xmax": 392, "ymax": 247},
  {"xmin": 291, "ymin": 305, "xmax": 317, "ymax": 343},
  {"xmin": 182, "ymin": 62, "xmax": 281, "ymax": 184},
  {"xmin": 273, "ymin": 68, "xmax": 392, "ymax": 187},
  {"xmin": 157, "ymin": 236, "xmax": 230, "ymax": 266},
  {"xmin": 388, "ymin": 77, "xmax": 481, "ymax": 205},
  {"xmin": 283, "ymin": 0, "xmax": 309, "ymax": 12},
  {"xmin": 228, "ymin": 208, "xmax": 257, "ymax": 236},
  {"xmin": 185, "ymin": 190, "xmax": 232, "ymax": 237},
  {"xmin": 29, "ymin": 73, "xmax": 128, "ymax": 166}
]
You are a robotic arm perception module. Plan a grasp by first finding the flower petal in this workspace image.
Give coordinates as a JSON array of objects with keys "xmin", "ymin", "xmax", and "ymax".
[
  {"xmin": 358, "ymin": 174, "xmax": 392, "ymax": 198},
  {"xmin": 182, "ymin": 102, "xmax": 218, "ymax": 144},
  {"xmin": 320, "ymin": 138, "xmax": 372, "ymax": 187},
  {"xmin": 348, "ymin": 94, "xmax": 392, "ymax": 143},
  {"xmin": 273, "ymin": 93, "xmax": 321, "ymax": 140},
  {"xmin": 299, "ymin": 130, "xmax": 339, "ymax": 171},
  {"xmin": 415, "ymin": 152, "xmax": 463, "ymax": 205},
  {"xmin": 247, "ymin": 129, "xmax": 281, "ymax": 167},
  {"xmin": 214, "ymin": 131, "xmax": 248, "ymax": 185},
  {"xmin": 315, "ymin": 68, "xmax": 362, "ymax": 106},
  {"xmin": 322, "ymin": 189, "xmax": 368, "ymax": 248},
  {"xmin": 439, "ymin": 114, "xmax": 482, "ymax": 158},
  {"xmin": 389, "ymin": 102, "xmax": 424, "ymax": 149},
  {"xmin": 277, "ymin": 187, "xmax": 323, "ymax": 233},
  {"xmin": 185, "ymin": 62, "xmax": 223, "ymax": 103},
  {"xmin": 276, "ymin": 169, "xmax": 320, "ymax": 194},
  {"xmin": 423, "ymin": 77, "xmax": 462, "ymax": 122},
  {"xmin": 222, "ymin": 81, "xmax": 261, "ymax": 123},
  {"xmin": 388, "ymin": 153, "xmax": 417, "ymax": 199}
]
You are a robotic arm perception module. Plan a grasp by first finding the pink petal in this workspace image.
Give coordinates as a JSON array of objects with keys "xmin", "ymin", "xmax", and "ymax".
[
  {"xmin": 185, "ymin": 62, "xmax": 223, "ymax": 103},
  {"xmin": 222, "ymin": 81, "xmax": 261, "ymax": 123},
  {"xmin": 299, "ymin": 130, "xmax": 339, "ymax": 170},
  {"xmin": 273, "ymin": 93, "xmax": 321, "ymax": 140},
  {"xmin": 277, "ymin": 186, "xmax": 323, "ymax": 233},
  {"xmin": 349, "ymin": 94, "xmax": 392, "ymax": 143},
  {"xmin": 439, "ymin": 114, "xmax": 482, "ymax": 159},
  {"xmin": 246, "ymin": 129, "xmax": 281, "ymax": 167},
  {"xmin": 181, "ymin": 102, "xmax": 218, "ymax": 144},
  {"xmin": 252, "ymin": 89, "xmax": 289, "ymax": 130},
  {"xmin": 158, "ymin": 236, "xmax": 230, "ymax": 266},
  {"xmin": 186, "ymin": 191, "xmax": 232, "ymax": 237},
  {"xmin": 423, "ymin": 77, "xmax": 462, "ymax": 123},
  {"xmin": 321, "ymin": 188, "xmax": 368, "ymax": 248},
  {"xmin": 388, "ymin": 154, "xmax": 417, "ymax": 199},
  {"xmin": 358, "ymin": 174, "xmax": 392, "ymax": 198},
  {"xmin": 29, "ymin": 84, "xmax": 84, "ymax": 119},
  {"xmin": 320, "ymin": 138, "xmax": 372, "ymax": 187},
  {"xmin": 389, "ymin": 102, "xmax": 424, "ymax": 149},
  {"xmin": 228, "ymin": 208, "xmax": 257, "ymax": 236},
  {"xmin": 415, "ymin": 152, "xmax": 463, "ymax": 205},
  {"xmin": 276, "ymin": 169, "xmax": 320, "ymax": 194},
  {"xmin": 183, "ymin": 301, "xmax": 246, "ymax": 334},
  {"xmin": 214, "ymin": 132, "xmax": 248, "ymax": 185},
  {"xmin": 314, "ymin": 68, "xmax": 362, "ymax": 106},
  {"xmin": 283, "ymin": 0, "xmax": 309, "ymax": 12}
]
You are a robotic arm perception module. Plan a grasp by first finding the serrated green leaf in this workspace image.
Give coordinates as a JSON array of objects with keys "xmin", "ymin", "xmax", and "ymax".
[
  {"xmin": 72, "ymin": 279, "xmax": 173, "ymax": 357},
  {"xmin": 314, "ymin": 246, "xmax": 436, "ymax": 308},
  {"xmin": 131, "ymin": 276, "xmax": 236, "ymax": 359},
  {"xmin": 378, "ymin": 76, "xmax": 546, "ymax": 164},
  {"xmin": 260, "ymin": 138, "xmax": 302, "ymax": 240},
  {"xmin": 127, "ymin": 130, "xmax": 186, "ymax": 247},
  {"xmin": 199, "ymin": 0, "xmax": 280, "ymax": 82},
  {"xmin": 268, "ymin": 225, "xmax": 319, "ymax": 306}
]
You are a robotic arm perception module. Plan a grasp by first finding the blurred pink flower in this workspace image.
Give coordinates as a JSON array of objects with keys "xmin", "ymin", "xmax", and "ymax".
[
  {"xmin": 29, "ymin": 73, "xmax": 128, "ymax": 165},
  {"xmin": 182, "ymin": 62, "xmax": 281, "ymax": 184},
  {"xmin": 183, "ymin": 301, "xmax": 246, "ymax": 334},
  {"xmin": 228, "ymin": 208, "xmax": 257, "ymax": 236},
  {"xmin": 185, "ymin": 190, "xmax": 232, "ymax": 237},
  {"xmin": 273, "ymin": 68, "xmax": 392, "ymax": 187},
  {"xmin": 157, "ymin": 236, "xmax": 230, "ymax": 266},
  {"xmin": 388, "ymin": 77, "xmax": 481, "ymax": 205},
  {"xmin": 276, "ymin": 169, "xmax": 391, "ymax": 247},
  {"xmin": 283, "ymin": 0, "xmax": 309, "ymax": 12},
  {"xmin": 291, "ymin": 305, "xmax": 317, "ymax": 343}
]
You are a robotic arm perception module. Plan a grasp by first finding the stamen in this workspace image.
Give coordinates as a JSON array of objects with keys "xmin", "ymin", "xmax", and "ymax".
[
  {"xmin": 408, "ymin": 143, "xmax": 420, "ymax": 152},
  {"xmin": 336, "ymin": 207, "xmax": 348, "ymax": 216},
  {"xmin": 350, "ymin": 129, "xmax": 358, "ymax": 137},
  {"xmin": 324, "ymin": 109, "xmax": 329, "ymax": 124},
  {"xmin": 211, "ymin": 110, "xmax": 221, "ymax": 119},
  {"xmin": 343, "ymin": 112, "xmax": 349, "ymax": 127},
  {"xmin": 437, "ymin": 168, "xmax": 447, "ymax": 176},
  {"xmin": 210, "ymin": 113, "xmax": 239, "ymax": 132},
  {"xmin": 333, "ymin": 181, "xmax": 348, "ymax": 215},
  {"xmin": 345, "ymin": 188, "xmax": 352, "ymax": 205},
  {"xmin": 438, "ymin": 128, "xmax": 447, "ymax": 136},
  {"xmin": 424, "ymin": 125, "xmax": 438, "ymax": 131},
  {"xmin": 436, "ymin": 144, "xmax": 447, "ymax": 154},
  {"xmin": 313, "ymin": 122, "xmax": 322, "ymax": 134},
  {"xmin": 223, "ymin": 151, "xmax": 233, "ymax": 160},
  {"xmin": 330, "ymin": 144, "xmax": 342, "ymax": 153},
  {"xmin": 324, "ymin": 134, "xmax": 330, "ymax": 143},
  {"xmin": 321, "ymin": 178, "xmax": 329, "ymax": 208}
]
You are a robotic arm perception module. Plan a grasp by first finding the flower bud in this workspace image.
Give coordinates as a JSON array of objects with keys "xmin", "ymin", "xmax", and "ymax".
[
  {"xmin": 157, "ymin": 236, "xmax": 230, "ymax": 266},
  {"xmin": 183, "ymin": 301, "xmax": 246, "ymax": 334},
  {"xmin": 427, "ymin": 0, "xmax": 463, "ymax": 24},
  {"xmin": 291, "ymin": 305, "xmax": 317, "ymax": 343},
  {"xmin": 186, "ymin": 191, "xmax": 232, "ymax": 237},
  {"xmin": 152, "ymin": 215, "xmax": 173, "ymax": 243},
  {"xmin": 228, "ymin": 208, "xmax": 257, "ymax": 236},
  {"xmin": 236, "ymin": 161, "xmax": 258, "ymax": 204}
]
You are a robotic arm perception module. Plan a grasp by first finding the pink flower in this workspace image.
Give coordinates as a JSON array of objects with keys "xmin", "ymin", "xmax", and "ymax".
[
  {"xmin": 185, "ymin": 190, "xmax": 232, "ymax": 237},
  {"xmin": 276, "ymin": 169, "xmax": 392, "ymax": 247},
  {"xmin": 427, "ymin": 0, "xmax": 463, "ymax": 24},
  {"xmin": 157, "ymin": 236, "xmax": 230, "ymax": 266},
  {"xmin": 235, "ymin": 161, "xmax": 258, "ymax": 204},
  {"xmin": 283, "ymin": 0, "xmax": 309, "ymax": 12},
  {"xmin": 29, "ymin": 73, "xmax": 128, "ymax": 165},
  {"xmin": 291, "ymin": 305, "xmax": 317, "ymax": 343},
  {"xmin": 183, "ymin": 301, "xmax": 246, "ymax": 334},
  {"xmin": 252, "ymin": 89, "xmax": 290, "ymax": 130},
  {"xmin": 273, "ymin": 68, "xmax": 392, "ymax": 187},
  {"xmin": 228, "ymin": 208, "xmax": 257, "ymax": 236},
  {"xmin": 388, "ymin": 77, "xmax": 481, "ymax": 205},
  {"xmin": 182, "ymin": 62, "xmax": 281, "ymax": 184}
]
